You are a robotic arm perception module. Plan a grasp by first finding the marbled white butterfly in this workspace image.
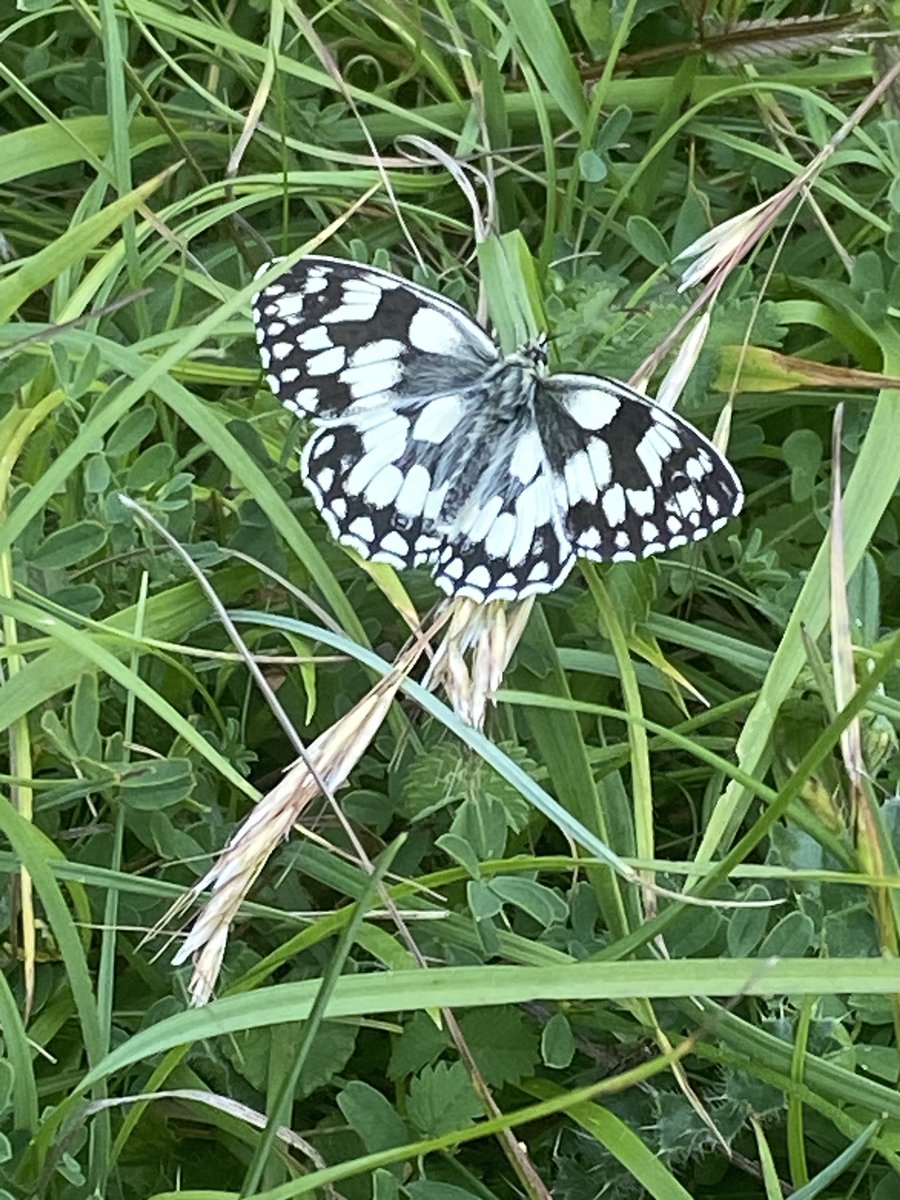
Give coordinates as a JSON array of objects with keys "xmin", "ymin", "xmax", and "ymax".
[{"xmin": 252, "ymin": 256, "xmax": 743, "ymax": 602}]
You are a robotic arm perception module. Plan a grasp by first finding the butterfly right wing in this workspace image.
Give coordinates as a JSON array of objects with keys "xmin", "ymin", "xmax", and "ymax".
[
  {"xmin": 252, "ymin": 256, "xmax": 498, "ymax": 420},
  {"xmin": 536, "ymin": 374, "xmax": 744, "ymax": 561}
]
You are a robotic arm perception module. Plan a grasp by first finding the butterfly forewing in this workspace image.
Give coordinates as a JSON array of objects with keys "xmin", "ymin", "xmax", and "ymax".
[
  {"xmin": 252, "ymin": 256, "xmax": 498, "ymax": 419},
  {"xmin": 537, "ymin": 375, "xmax": 744, "ymax": 564},
  {"xmin": 253, "ymin": 256, "xmax": 744, "ymax": 603}
]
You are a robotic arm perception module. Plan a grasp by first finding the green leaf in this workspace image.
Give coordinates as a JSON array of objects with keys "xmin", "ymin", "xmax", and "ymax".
[
  {"xmin": 783, "ymin": 428, "xmax": 823, "ymax": 503},
  {"xmin": 398, "ymin": 744, "xmax": 469, "ymax": 820},
  {"xmin": 31, "ymin": 521, "xmax": 108, "ymax": 569},
  {"xmin": 847, "ymin": 552, "xmax": 880, "ymax": 645},
  {"xmin": 601, "ymin": 559, "xmax": 657, "ymax": 638},
  {"xmin": 541, "ymin": 1011, "xmax": 575, "ymax": 1069},
  {"xmin": 594, "ymin": 105, "xmax": 632, "ymax": 153},
  {"xmin": 83, "ymin": 454, "xmax": 111, "ymax": 494},
  {"xmin": 457, "ymin": 1006, "xmax": 540, "ymax": 1087},
  {"xmin": 0, "ymin": 1060, "xmax": 15, "ymax": 1113},
  {"xmin": 665, "ymin": 901, "xmax": 723, "ymax": 957},
  {"xmin": 224, "ymin": 1021, "xmax": 357, "ymax": 1099},
  {"xmin": 435, "ymin": 833, "xmax": 482, "ymax": 878},
  {"xmin": 106, "ymin": 406, "xmax": 158, "ymax": 458},
  {"xmin": 124, "ymin": 442, "xmax": 177, "ymax": 491},
  {"xmin": 407, "ymin": 1061, "xmax": 482, "ymax": 1136},
  {"xmin": 118, "ymin": 758, "xmax": 195, "ymax": 810},
  {"xmin": 406, "ymin": 1184, "xmax": 483, "ymax": 1200},
  {"xmin": 388, "ymin": 1012, "xmax": 449, "ymax": 1081},
  {"xmin": 448, "ymin": 793, "xmax": 508, "ymax": 861},
  {"xmin": 488, "ymin": 876, "xmax": 568, "ymax": 928},
  {"xmin": 70, "ymin": 672, "xmax": 101, "ymax": 760},
  {"xmin": 500, "ymin": 0, "xmax": 588, "ymax": 128},
  {"xmin": 626, "ymin": 215, "xmax": 670, "ymax": 267},
  {"xmin": 578, "ymin": 149, "xmax": 607, "ymax": 182},
  {"xmin": 726, "ymin": 885, "xmax": 773, "ymax": 957},
  {"xmin": 373, "ymin": 1169, "xmax": 400, "ymax": 1200},
  {"xmin": 336, "ymin": 1080, "xmax": 408, "ymax": 1154},
  {"xmin": 571, "ymin": 0, "xmax": 609, "ymax": 53},
  {"xmin": 467, "ymin": 877, "xmax": 504, "ymax": 920},
  {"xmin": 758, "ymin": 911, "xmax": 816, "ymax": 958}
]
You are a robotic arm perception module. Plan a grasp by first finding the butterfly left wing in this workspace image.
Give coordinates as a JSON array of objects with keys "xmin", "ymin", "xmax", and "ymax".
[
  {"xmin": 302, "ymin": 383, "xmax": 579, "ymax": 602},
  {"xmin": 536, "ymin": 374, "xmax": 744, "ymax": 562},
  {"xmin": 301, "ymin": 391, "xmax": 464, "ymax": 571},
  {"xmin": 252, "ymin": 256, "xmax": 498, "ymax": 420}
]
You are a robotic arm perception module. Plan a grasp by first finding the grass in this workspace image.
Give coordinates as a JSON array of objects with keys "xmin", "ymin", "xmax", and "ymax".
[{"xmin": 1, "ymin": 2, "xmax": 900, "ymax": 1198}]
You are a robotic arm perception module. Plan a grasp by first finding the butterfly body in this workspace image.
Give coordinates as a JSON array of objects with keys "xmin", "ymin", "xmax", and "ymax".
[{"xmin": 253, "ymin": 256, "xmax": 743, "ymax": 602}]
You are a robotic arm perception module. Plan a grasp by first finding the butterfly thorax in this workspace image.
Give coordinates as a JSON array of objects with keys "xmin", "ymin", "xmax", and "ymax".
[{"xmin": 435, "ymin": 359, "xmax": 539, "ymax": 520}]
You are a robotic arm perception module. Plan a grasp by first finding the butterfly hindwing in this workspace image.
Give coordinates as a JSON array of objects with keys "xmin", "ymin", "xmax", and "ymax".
[
  {"xmin": 301, "ymin": 382, "xmax": 578, "ymax": 601},
  {"xmin": 301, "ymin": 393, "xmax": 471, "ymax": 571},
  {"xmin": 252, "ymin": 256, "xmax": 498, "ymax": 419}
]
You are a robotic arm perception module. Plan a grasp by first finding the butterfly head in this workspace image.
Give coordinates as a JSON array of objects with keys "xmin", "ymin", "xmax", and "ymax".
[{"xmin": 508, "ymin": 332, "xmax": 549, "ymax": 375}]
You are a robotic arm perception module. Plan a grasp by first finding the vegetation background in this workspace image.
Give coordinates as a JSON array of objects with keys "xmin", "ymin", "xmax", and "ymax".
[{"xmin": 1, "ymin": 0, "xmax": 900, "ymax": 1197}]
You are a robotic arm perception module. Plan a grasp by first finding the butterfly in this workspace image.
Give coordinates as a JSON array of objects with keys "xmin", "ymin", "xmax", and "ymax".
[{"xmin": 251, "ymin": 256, "xmax": 743, "ymax": 603}]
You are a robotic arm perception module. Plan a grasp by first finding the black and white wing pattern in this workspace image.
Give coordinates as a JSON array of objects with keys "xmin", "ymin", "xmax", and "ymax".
[
  {"xmin": 252, "ymin": 256, "xmax": 743, "ymax": 603},
  {"xmin": 252, "ymin": 256, "xmax": 498, "ymax": 419}
]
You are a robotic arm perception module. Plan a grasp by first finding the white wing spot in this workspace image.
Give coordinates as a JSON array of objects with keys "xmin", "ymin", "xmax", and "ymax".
[
  {"xmin": 408, "ymin": 307, "xmax": 464, "ymax": 354},
  {"xmin": 484, "ymin": 511, "xmax": 516, "ymax": 559},
  {"xmin": 564, "ymin": 450, "xmax": 597, "ymax": 505},
  {"xmin": 394, "ymin": 463, "xmax": 432, "ymax": 517},
  {"xmin": 564, "ymin": 387, "xmax": 620, "ymax": 430},
  {"xmin": 587, "ymin": 440, "xmax": 612, "ymax": 490},
  {"xmin": 509, "ymin": 429, "xmax": 544, "ymax": 484},
  {"xmin": 349, "ymin": 515, "xmax": 375, "ymax": 542},
  {"xmin": 465, "ymin": 564, "xmax": 492, "ymax": 591},
  {"xmin": 687, "ymin": 455, "xmax": 709, "ymax": 481},
  {"xmin": 297, "ymin": 326, "xmax": 332, "ymax": 351},
  {"xmin": 360, "ymin": 414, "xmax": 408, "ymax": 456},
  {"xmin": 412, "ymin": 396, "xmax": 463, "ymax": 443},
  {"xmin": 269, "ymin": 295, "xmax": 306, "ymax": 317},
  {"xmin": 636, "ymin": 434, "xmax": 664, "ymax": 487},
  {"xmin": 601, "ymin": 484, "xmax": 626, "ymax": 528},
  {"xmin": 626, "ymin": 487, "xmax": 655, "ymax": 516},
  {"xmin": 364, "ymin": 463, "xmax": 405, "ymax": 507},
  {"xmin": 306, "ymin": 346, "xmax": 346, "ymax": 376},
  {"xmin": 381, "ymin": 530, "xmax": 409, "ymax": 558},
  {"xmin": 509, "ymin": 480, "xmax": 543, "ymax": 566},
  {"xmin": 294, "ymin": 387, "xmax": 318, "ymax": 409},
  {"xmin": 345, "ymin": 338, "xmax": 405, "ymax": 369},
  {"xmin": 423, "ymin": 482, "xmax": 450, "ymax": 521},
  {"xmin": 322, "ymin": 289, "xmax": 382, "ymax": 324}
]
